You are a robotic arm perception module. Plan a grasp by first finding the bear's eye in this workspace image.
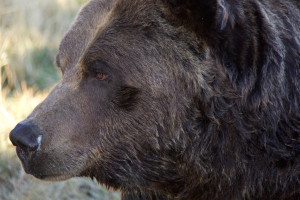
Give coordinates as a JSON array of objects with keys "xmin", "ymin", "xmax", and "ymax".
[
  {"xmin": 96, "ymin": 73, "xmax": 107, "ymax": 80},
  {"xmin": 88, "ymin": 60, "xmax": 110, "ymax": 80}
]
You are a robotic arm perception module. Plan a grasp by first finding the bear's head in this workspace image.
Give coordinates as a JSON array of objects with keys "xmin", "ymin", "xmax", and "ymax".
[{"xmin": 9, "ymin": 0, "xmax": 300, "ymax": 198}]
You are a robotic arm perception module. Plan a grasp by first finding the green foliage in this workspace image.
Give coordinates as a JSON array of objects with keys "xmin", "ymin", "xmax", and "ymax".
[
  {"xmin": 27, "ymin": 47, "xmax": 61, "ymax": 90},
  {"xmin": 76, "ymin": 0, "xmax": 88, "ymax": 4}
]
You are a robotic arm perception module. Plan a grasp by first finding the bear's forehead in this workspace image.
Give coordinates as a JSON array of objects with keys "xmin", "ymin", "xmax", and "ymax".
[
  {"xmin": 57, "ymin": 0, "xmax": 157, "ymax": 72},
  {"xmin": 57, "ymin": 0, "xmax": 117, "ymax": 71}
]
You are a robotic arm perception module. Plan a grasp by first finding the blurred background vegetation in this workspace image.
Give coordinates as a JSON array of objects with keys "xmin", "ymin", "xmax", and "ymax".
[{"xmin": 0, "ymin": 0, "xmax": 120, "ymax": 199}]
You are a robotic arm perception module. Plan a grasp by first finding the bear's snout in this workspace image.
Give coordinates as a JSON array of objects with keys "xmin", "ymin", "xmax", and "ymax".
[{"xmin": 10, "ymin": 122, "xmax": 42, "ymax": 155}]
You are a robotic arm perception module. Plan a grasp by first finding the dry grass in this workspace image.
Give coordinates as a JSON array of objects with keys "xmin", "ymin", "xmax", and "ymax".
[
  {"xmin": 0, "ymin": 0, "xmax": 83, "ymax": 92},
  {"xmin": 0, "ymin": 0, "xmax": 120, "ymax": 199}
]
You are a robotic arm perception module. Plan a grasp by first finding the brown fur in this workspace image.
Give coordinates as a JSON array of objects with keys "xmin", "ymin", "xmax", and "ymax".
[{"xmin": 10, "ymin": 0, "xmax": 300, "ymax": 199}]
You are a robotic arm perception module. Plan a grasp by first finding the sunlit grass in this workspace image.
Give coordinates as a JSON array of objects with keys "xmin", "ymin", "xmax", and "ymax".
[
  {"xmin": 0, "ymin": 0, "xmax": 83, "ymax": 92},
  {"xmin": 0, "ymin": 86, "xmax": 46, "ymax": 150}
]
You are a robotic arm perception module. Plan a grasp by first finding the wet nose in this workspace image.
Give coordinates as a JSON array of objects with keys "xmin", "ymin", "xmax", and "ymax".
[{"xmin": 9, "ymin": 123, "xmax": 41, "ymax": 152}]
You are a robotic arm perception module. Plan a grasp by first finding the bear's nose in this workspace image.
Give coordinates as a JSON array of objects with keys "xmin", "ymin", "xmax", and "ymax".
[{"xmin": 9, "ymin": 123, "xmax": 41, "ymax": 152}]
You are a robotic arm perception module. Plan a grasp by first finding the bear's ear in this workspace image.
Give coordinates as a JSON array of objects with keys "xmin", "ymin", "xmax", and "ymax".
[{"xmin": 162, "ymin": 0, "xmax": 238, "ymax": 32}]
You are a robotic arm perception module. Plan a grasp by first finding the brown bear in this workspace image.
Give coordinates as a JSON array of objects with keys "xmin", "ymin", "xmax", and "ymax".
[{"xmin": 9, "ymin": 0, "xmax": 300, "ymax": 199}]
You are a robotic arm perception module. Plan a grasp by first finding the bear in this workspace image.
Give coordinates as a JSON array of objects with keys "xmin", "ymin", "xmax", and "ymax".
[{"xmin": 9, "ymin": 0, "xmax": 300, "ymax": 199}]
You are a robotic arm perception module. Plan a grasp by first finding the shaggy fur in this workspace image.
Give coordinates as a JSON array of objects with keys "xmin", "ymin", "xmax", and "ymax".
[{"xmin": 10, "ymin": 0, "xmax": 300, "ymax": 199}]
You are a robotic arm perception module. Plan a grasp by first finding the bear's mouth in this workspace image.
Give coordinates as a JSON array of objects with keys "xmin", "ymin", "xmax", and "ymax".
[
  {"xmin": 16, "ymin": 146, "xmax": 37, "ymax": 170},
  {"xmin": 16, "ymin": 146, "xmax": 87, "ymax": 181},
  {"xmin": 32, "ymin": 172, "xmax": 74, "ymax": 181}
]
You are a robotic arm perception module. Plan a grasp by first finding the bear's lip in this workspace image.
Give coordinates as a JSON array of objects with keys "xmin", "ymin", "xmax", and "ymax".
[
  {"xmin": 16, "ymin": 146, "xmax": 34, "ymax": 168},
  {"xmin": 16, "ymin": 147, "xmax": 76, "ymax": 181},
  {"xmin": 32, "ymin": 173, "xmax": 74, "ymax": 181}
]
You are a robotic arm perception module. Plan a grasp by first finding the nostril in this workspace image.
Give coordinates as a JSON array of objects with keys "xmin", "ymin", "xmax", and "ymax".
[{"xmin": 9, "ymin": 123, "xmax": 41, "ymax": 152}]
